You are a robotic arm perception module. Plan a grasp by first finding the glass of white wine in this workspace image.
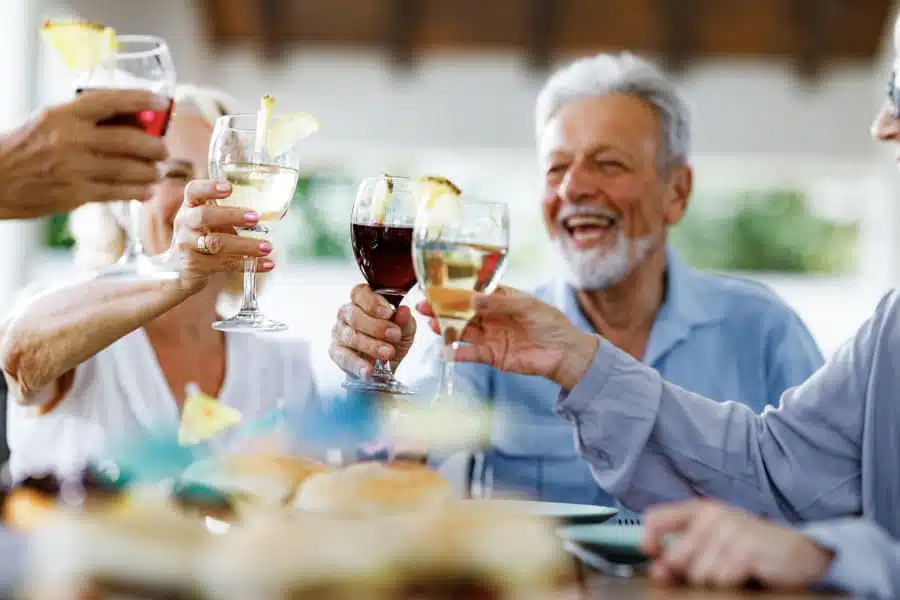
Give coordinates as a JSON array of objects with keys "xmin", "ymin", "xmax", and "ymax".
[
  {"xmin": 412, "ymin": 199, "xmax": 510, "ymax": 400},
  {"xmin": 207, "ymin": 113, "xmax": 301, "ymax": 333}
]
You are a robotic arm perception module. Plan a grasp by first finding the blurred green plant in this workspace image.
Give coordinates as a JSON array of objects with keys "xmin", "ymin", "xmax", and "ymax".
[
  {"xmin": 41, "ymin": 183, "xmax": 859, "ymax": 276},
  {"xmin": 286, "ymin": 172, "xmax": 355, "ymax": 260},
  {"xmin": 669, "ymin": 189, "xmax": 858, "ymax": 274},
  {"xmin": 45, "ymin": 212, "xmax": 74, "ymax": 249}
]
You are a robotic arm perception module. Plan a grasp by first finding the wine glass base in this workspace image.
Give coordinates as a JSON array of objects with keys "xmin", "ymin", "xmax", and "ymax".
[
  {"xmin": 212, "ymin": 312, "xmax": 288, "ymax": 333},
  {"xmin": 342, "ymin": 377, "xmax": 417, "ymax": 397},
  {"xmin": 92, "ymin": 254, "xmax": 179, "ymax": 282}
]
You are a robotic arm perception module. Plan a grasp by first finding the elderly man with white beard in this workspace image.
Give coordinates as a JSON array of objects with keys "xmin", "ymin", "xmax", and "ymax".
[{"xmin": 328, "ymin": 52, "xmax": 823, "ymax": 513}]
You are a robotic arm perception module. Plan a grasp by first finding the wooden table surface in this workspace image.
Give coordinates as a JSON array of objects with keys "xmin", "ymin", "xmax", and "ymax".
[{"xmin": 582, "ymin": 575, "xmax": 845, "ymax": 599}]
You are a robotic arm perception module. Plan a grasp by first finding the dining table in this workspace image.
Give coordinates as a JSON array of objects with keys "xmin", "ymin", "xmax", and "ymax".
[{"xmin": 580, "ymin": 570, "xmax": 848, "ymax": 599}]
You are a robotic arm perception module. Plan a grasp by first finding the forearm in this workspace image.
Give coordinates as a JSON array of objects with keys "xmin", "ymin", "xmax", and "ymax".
[
  {"xmin": 557, "ymin": 340, "xmax": 860, "ymax": 521},
  {"xmin": 802, "ymin": 518, "xmax": 900, "ymax": 598},
  {"xmin": 1, "ymin": 277, "xmax": 194, "ymax": 398}
]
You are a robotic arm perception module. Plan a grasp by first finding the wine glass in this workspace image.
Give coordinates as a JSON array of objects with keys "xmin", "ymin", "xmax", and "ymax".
[
  {"xmin": 78, "ymin": 34, "xmax": 179, "ymax": 281},
  {"xmin": 343, "ymin": 175, "xmax": 420, "ymax": 396},
  {"xmin": 207, "ymin": 114, "xmax": 302, "ymax": 333},
  {"xmin": 412, "ymin": 199, "xmax": 510, "ymax": 400}
]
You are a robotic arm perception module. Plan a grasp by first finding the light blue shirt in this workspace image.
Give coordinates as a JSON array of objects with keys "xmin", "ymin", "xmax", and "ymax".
[
  {"xmin": 556, "ymin": 289, "xmax": 900, "ymax": 598},
  {"xmin": 410, "ymin": 246, "xmax": 823, "ymax": 507}
]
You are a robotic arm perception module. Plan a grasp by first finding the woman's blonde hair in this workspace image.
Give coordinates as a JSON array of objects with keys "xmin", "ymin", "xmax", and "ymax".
[{"xmin": 68, "ymin": 84, "xmax": 263, "ymax": 299}]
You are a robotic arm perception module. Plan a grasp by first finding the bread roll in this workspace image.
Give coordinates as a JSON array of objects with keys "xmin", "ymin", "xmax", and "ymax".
[
  {"xmin": 293, "ymin": 461, "xmax": 453, "ymax": 517},
  {"xmin": 181, "ymin": 453, "xmax": 330, "ymax": 507}
]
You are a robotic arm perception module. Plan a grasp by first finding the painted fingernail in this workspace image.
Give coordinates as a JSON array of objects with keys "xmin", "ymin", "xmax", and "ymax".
[
  {"xmin": 216, "ymin": 180, "xmax": 231, "ymax": 193},
  {"xmin": 258, "ymin": 241, "xmax": 273, "ymax": 253},
  {"xmin": 260, "ymin": 259, "xmax": 275, "ymax": 269},
  {"xmin": 385, "ymin": 327, "xmax": 402, "ymax": 342},
  {"xmin": 376, "ymin": 306, "xmax": 393, "ymax": 320},
  {"xmin": 378, "ymin": 345, "xmax": 393, "ymax": 359},
  {"xmin": 243, "ymin": 211, "xmax": 259, "ymax": 223}
]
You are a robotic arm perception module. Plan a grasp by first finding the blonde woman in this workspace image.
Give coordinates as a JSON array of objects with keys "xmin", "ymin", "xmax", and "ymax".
[{"xmin": 0, "ymin": 85, "xmax": 318, "ymax": 480}]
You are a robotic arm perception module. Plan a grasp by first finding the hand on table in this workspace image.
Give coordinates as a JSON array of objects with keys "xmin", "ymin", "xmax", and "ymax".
[{"xmin": 643, "ymin": 499, "xmax": 833, "ymax": 590}]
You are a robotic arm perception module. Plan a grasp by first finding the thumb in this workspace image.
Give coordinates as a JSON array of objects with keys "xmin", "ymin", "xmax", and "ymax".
[
  {"xmin": 394, "ymin": 306, "xmax": 417, "ymax": 341},
  {"xmin": 472, "ymin": 285, "xmax": 532, "ymax": 317},
  {"xmin": 72, "ymin": 89, "xmax": 171, "ymax": 122}
]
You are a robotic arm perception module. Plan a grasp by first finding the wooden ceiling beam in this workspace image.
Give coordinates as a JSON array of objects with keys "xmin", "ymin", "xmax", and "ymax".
[
  {"xmin": 791, "ymin": 0, "xmax": 847, "ymax": 80},
  {"xmin": 388, "ymin": 0, "xmax": 422, "ymax": 70},
  {"xmin": 199, "ymin": 0, "xmax": 892, "ymax": 69},
  {"xmin": 527, "ymin": 0, "xmax": 563, "ymax": 70},
  {"xmin": 259, "ymin": 0, "xmax": 285, "ymax": 62},
  {"xmin": 660, "ymin": 0, "xmax": 699, "ymax": 73}
]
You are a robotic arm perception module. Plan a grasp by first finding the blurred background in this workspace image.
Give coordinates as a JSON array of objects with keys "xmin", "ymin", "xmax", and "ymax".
[{"xmin": 3, "ymin": 0, "xmax": 900, "ymax": 396}]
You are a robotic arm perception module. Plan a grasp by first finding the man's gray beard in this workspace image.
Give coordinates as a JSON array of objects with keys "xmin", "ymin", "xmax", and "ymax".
[{"xmin": 552, "ymin": 229, "xmax": 658, "ymax": 290}]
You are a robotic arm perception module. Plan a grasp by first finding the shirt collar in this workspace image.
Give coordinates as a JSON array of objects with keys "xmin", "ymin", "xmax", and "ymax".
[{"xmin": 553, "ymin": 245, "xmax": 723, "ymax": 364}]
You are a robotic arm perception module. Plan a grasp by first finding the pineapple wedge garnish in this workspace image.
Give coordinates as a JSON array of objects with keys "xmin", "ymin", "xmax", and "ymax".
[
  {"xmin": 371, "ymin": 173, "xmax": 395, "ymax": 223},
  {"xmin": 416, "ymin": 175, "xmax": 463, "ymax": 232},
  {"xmin": 253, "ymin": 94, "xmax": 320, "ymax": 157},
  {"xmin": 178, "ymin": 387, "xmax": 242, "ymax": 447},
  {"xmin": 40, "ymin": 19, "xmax": 114, "ymax": 73}
]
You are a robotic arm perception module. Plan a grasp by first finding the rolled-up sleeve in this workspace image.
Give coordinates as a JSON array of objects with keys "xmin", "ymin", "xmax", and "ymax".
[
  {"xmin": 556, "ymin": 291, "xmax": 898, "ymax": 521},
  {"xmin": 803, "ymin": 519, "xmax": 900, "ymax": 599}
]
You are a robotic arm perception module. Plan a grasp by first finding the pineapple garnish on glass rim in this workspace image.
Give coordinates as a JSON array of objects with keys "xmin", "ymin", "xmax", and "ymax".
[
  {"xmin": 416, "ymin": 175, "xmax": 463, "ymax": 232},
  {"xmin": 40, "ymin": 19, "xmax": 116, "ymax": 73},
  {"xmin": 253, "ymin": 93, "xmax": 321, "ymax": 158}
]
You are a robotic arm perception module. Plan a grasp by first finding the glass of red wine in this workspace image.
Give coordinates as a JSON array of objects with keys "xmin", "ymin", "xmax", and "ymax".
[
  {"xmin": 345, "ymin": 175, "xmax": 419, "ymax": 396},
  {"xmin": 78, "ymin": 34, "xmax": 178, "ymax": 281}
]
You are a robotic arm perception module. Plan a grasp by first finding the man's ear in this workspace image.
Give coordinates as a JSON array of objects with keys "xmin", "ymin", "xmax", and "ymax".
[{"xmin": 663, "ymin": 164, "xmax": 692, "ymax": 226}]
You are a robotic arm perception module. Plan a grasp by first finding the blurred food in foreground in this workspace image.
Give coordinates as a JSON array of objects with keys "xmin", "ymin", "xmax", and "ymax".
[
  {"xmin": 292, "ymin": 460, "xmax": 453, "ymax": 517},
  {"xmin": 24, "ymin": 494, "xmax": 575, "ymax": 600}
]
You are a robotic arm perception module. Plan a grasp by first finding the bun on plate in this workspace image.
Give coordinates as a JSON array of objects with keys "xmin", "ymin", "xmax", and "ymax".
[
  {"xmin": 293, "ymin": 460, "xmax": 453, "ymax": 517},
  {"xmin": 180, "ymin": 453, "xmax": 330, "ymax": 506}
]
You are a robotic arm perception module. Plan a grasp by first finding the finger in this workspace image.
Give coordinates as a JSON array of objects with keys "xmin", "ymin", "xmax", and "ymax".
[
  {"xmin": 339, "ymin": 304, "xmax": 403, "ymax": 343},
  {"xmin": 394, "ymin": 306, "xmax": 417, "ymax": 340},
  {"xmin": 184, "ymin": 179, "xmax": 232, "ymax": 208},
  {"xmin": 427, "ymin": 317, "xmax": 441, "ymax": 336},
  {"xmin": 643, "ymin": 501, "xmax": 699, "ymax": 556},
  {"xmin": 649, "ymin": 560, "xmax": 678, "ymax": 585},
  {"xmin": 334, "ymin": 322, "xmax": 395, "ymax": 362},
  {"xmin": 661, "ymin": 507, "xmax": 725, "ymax": 576},
  {"xmin": 415, "ymin": 300, "xmax": 435, "ymax": 318},
  {"xmin": 471, "ymin": 287, "xmax": 532, "ymax": 318},
  {"xmin": 86, "ymin": 128, "xmax": 168, "ymax": 162},
  {"xmin": 710, "ymin": 538, "xmax": 755, "ymax": 589},
  {"xmin": 329, "ymin": 342, "xmax": 375, "ymax": 380},
  {"xmin": 85, "ymin": 182, "xmax": 154, "ymax": 204},
  {"xmin": 180, "ymin": 202, "xmax": 260, "ymax": 231},
  {"xmin": 453, "ymin": 343, "xmax": 495, "ymax": 366},
  {"xmin": 350, "ymin": 284, "xmax": 394, "ymax": 320},
  {"xmin": 86, "ymin": 157, "xmax": 160, "ymax": 185},
  {"xmin": 72, "ymin": 89, "xmax": 172, "ymax": 122},
  {"xmin": 685, "ymin": 527, "xmax": 737, "ymax": 587},
  {"xmin": 182, "ymin": 231, "xmax": 274, "ymax": 258}
]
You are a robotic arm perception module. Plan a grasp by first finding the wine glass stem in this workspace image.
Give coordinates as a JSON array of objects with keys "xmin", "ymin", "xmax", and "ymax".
[
  {"xmin": 438, "ymin": 341, "xmax": 459, "ymax": 398},
  {"xmin": 240, "ymin": 256, "xmax": 259, "ymax": 313},
  {"xmin": 372, "ymin": 358, "xmax": 396, "ymax": 380},
  {"xmin": 125, "ymin": 200, "xmax": 145, "ymax": 258}
]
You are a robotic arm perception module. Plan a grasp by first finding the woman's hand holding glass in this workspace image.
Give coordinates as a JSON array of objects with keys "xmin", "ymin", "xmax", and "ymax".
[{"xmin": 162, "ymin": 178, "xmax": 275, "ymax": 293}]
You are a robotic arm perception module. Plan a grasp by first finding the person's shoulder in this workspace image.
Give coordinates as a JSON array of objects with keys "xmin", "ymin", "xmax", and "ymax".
[
  {"xmin": 689, "ymin": 268, "xmax": 802, "ymax": 323},
  {"xmin": 529, "ymin": 280, "xmax": 557, "ymax": 303}
]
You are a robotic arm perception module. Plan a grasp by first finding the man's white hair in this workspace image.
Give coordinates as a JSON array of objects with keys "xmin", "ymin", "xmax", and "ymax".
[{"xmin": 534, "ymin": 52, "xmax": 691, "ymax": 172}]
